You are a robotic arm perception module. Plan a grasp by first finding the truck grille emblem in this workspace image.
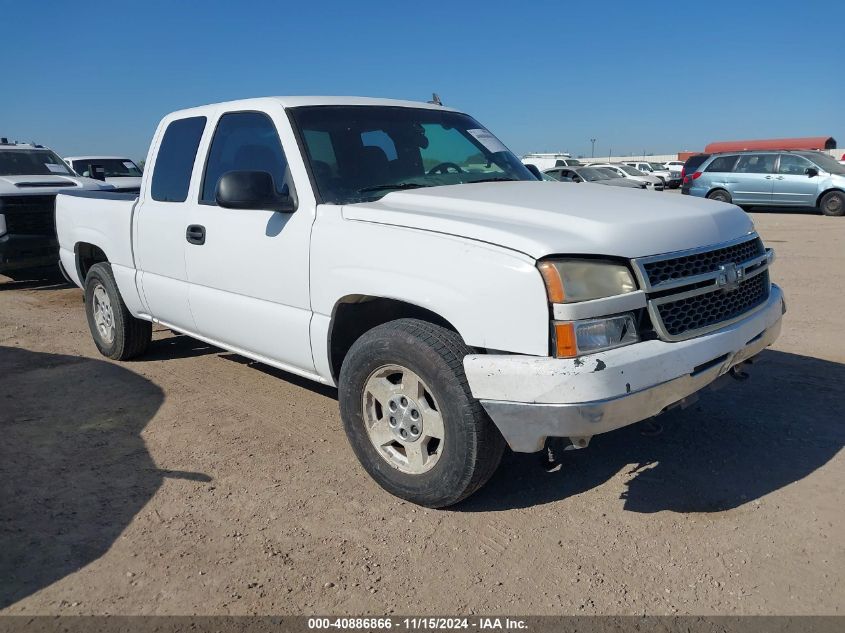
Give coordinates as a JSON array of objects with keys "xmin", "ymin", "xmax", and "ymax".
[{"xmin": 717, "ymin": 263, "xmax": 742, "ymax": 292}]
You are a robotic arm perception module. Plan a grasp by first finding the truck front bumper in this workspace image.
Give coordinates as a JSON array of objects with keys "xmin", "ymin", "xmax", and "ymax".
[
  {"xmin": 0, "ymin": 234, "xmax": 59, "ymax": 273},
  {"xmin": 464, "ymin": 284, "xmax": 785, "ymax": 453}
]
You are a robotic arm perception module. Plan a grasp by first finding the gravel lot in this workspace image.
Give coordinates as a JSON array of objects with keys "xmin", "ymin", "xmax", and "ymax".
[{"xmin": 1, "ymin": 207, "xmax": 843, "ymax": 616}]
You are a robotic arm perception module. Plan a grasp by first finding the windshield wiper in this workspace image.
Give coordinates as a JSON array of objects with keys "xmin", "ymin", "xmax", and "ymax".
[
  {"xmin": 358, "ymin": 182, "xmax": 427, "ymax": 193},
  {"xmin": 465, "ymin": 177, "xmax": 518, "ymax": 184}
]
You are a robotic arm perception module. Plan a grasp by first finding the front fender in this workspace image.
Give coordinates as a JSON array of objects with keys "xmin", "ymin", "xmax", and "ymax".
[{"xmin": 310, "ymin": 213, "xmax": 550, "ymax": 357}]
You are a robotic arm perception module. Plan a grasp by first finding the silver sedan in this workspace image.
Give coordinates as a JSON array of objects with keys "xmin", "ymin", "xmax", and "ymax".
[{"xmin": 544, "ymin": 166, "xmax": 647, "ymax": 189}]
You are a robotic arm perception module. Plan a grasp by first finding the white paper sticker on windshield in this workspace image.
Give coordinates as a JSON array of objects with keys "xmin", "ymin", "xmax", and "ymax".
[
  {"xmin": 46, "ymin": 163, "xmax": 66, "ymax": 173},
  {"xmin": 123, "ymin": 161, "xmax": 135, "ymax": 169},
  {"xmin": 467, "ymin": 128, "xmax": 508, "ymax": 154}
]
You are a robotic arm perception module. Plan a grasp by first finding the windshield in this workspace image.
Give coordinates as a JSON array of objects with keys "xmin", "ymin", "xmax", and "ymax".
[
  {"xmin": 617, "ymin": 164, "xmax": 644, "ymax": 176},
  {"xmin": 71, "ymin": 158, "xmax": 141, "ymax": 178},
  {"xmin": 577, "ymin": 167, "xmax": 611, "ymax": 181},
  {"xmin": 0, "ymin": 149, "xmax": 73, "ymax": 176},
  {"xmin": 290, "ymin": 106, "xmax": 535, "ymax": 204},
  {"xmin": 649, "ymin": 162, "xmax": 666, "ymax": 171},
  {"xmin": 805, "ymin": 152, "xmax": 845, "ymax": 175}
]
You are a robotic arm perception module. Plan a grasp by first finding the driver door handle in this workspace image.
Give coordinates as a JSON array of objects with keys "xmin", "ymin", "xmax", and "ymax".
[{"xmin": 186, "ymin": 224, "xmax": 206, "ymax": 245}]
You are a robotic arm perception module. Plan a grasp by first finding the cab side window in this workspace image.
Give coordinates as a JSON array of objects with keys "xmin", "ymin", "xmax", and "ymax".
[
  {"xmin": 151, "ymin": 116, "xmax": 207, "ymax": 202},
  {"xmin": 735, "ymin": 154, "xmax": 775, "ymax": 174},
  {"xmin": 201, "ymin": 111, "xmax": 292, "ymax": 205}
]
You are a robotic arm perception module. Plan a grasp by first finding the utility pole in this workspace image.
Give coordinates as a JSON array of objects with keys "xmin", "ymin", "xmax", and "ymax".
[{"xmin": 590, "ymin": 138, "xmax": 596, "ymax": 158}]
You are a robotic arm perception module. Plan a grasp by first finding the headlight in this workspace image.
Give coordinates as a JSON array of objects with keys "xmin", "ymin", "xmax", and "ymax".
[
  {"xmin": 537, "ymin": 259, "xmax": 637, "ymax": 303},
  {"xmin": 0, "ymin": 214, "xmax": 6, "ymax": 238},
  {"xmin": 553, "ymin": 314, "xmax": 639, "ymax": 358}
]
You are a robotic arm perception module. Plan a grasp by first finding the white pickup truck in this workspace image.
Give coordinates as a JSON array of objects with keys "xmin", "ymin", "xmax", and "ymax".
[
  {"xmin": 56, "ymin": 97, "xmax": 785, "ymax": 507},
  {"xmin": 64, "ymin": 156, "xmax": 143, "ymax": 194}
]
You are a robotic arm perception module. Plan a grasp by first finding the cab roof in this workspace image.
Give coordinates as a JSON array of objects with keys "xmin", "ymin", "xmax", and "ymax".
[{"xmin": 165, "ymin": 96, "xmax": 458, "ymax": 119}]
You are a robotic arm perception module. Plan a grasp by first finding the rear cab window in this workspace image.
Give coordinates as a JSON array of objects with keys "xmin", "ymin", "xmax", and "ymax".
[{"xmin": 151, "ymin": 116, "xmax": 207, "ymax": 202}]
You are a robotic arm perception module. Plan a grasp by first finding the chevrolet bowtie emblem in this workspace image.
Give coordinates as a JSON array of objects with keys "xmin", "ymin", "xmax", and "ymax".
[{"xmin": 717, "ymin": 263, "xmax": 743, "ymax": 292}]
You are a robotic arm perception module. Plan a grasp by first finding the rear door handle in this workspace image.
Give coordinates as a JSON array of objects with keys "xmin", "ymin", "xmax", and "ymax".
[
  {"xmin": 775, "ymin": 176, "xmax": 785, "ymax": 180},
  {"xmin": 186, "ymin": 224, "xmax": 206, "ymax": 245},
  {"xmin": 764, "ymin": 175, "xmax": 773, "ymax": 179}
]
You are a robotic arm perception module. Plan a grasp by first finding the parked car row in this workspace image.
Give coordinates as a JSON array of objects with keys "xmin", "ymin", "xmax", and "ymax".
[
  {"xmin": 543, "ymin": 166, "xmax": 646, "ymax": 189},
  {"xmin": 543, "ymin": 162, "xmax": 670, "ymax": 191},
  {"xmin": 680, "ymin": 150, "xmax": 845, "ymax": 216},
  {"xmin": 622, "ymin": 161, "xmax": 682, "ymax": 188},
  {"xmin": 524, "ymin": 154, "xmax": 682, "ymax": 190}
]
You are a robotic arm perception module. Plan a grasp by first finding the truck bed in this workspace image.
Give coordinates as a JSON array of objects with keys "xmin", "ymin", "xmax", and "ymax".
[{"xmin": 55, "ymin": 190, "xmax": 138, "ymax": 289}]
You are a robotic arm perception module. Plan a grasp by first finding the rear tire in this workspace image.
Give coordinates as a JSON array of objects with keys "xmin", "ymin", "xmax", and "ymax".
[
  {"xmin": 819, "ymin": 191, "xmax": 845, "ymax": 217},
  {"xmin": 84, "ymin": 262, "xmax": 151, "ymax": 360},
  {"xmin": 707, "ymin": 189, "xmax": 732, "ymax": 203},
  {"xmin": 338, "ymin": 318, "xmax": 505, "ymax": 508}
]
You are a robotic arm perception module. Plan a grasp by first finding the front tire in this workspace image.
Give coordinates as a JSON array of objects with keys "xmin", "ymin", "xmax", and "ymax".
[
  {"xmin": 84, "ymin": 263, "xmax": 151, "ymax": 360},
  {"xmin": 819, "ymin": 191, "xmax": 845, "ymax": 217},
  {"xmin": 707, "ymin": 189, "xmax": 732, "ymax": 203},
  {"xmin": 338, "ymin": 319, "xmax": 505, "ymax": 508}
]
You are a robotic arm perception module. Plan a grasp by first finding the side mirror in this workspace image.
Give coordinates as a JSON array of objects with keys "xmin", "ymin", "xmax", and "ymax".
[
  {"xmin": 216, "ymin": 170, "xmax": 296, "ymax": 212},
  {"xmin": 806, "ymin": 167, "xmax": 819, "ymax": 178},
  {"xmin": 525, "ymin": 164, "xmax": 542, "ymax": 180}
]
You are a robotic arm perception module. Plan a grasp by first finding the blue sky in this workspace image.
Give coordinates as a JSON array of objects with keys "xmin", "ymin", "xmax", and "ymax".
[{"xmin": 2, "ymin": 0, "xmax": 843, "ymax": 162}]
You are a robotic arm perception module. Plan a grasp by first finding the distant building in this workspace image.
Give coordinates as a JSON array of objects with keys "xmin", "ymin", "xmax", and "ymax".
[{"xmin": 704, "ymin": 136, "xmax": 836, "ymax": 153}]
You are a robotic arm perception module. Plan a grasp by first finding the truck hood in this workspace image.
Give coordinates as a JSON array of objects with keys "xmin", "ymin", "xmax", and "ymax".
[
  {"xmin": 0, "ymin": 174, "xmax": 111, "ymax": 194},
  {"xmin": 342, "ymin": 181, "xmax": 754, "ymax": 259}
]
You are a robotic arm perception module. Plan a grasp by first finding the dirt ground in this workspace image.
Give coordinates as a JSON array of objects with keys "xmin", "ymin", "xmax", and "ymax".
[{"xmin": 1, "ymin": 209, "xmax": 843, "ymax": 616}]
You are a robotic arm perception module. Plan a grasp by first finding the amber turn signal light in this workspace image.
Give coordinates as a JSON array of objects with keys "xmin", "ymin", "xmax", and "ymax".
[
  {"xmin": 553, "ymin": 322, "xmax": 578, "ymax": 358},
  {"xmin": 538, "ymin": 261, "xmax": 565, "ymax": 303}
]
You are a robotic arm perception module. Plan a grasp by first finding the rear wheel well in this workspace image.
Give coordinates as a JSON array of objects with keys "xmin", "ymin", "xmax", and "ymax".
[
  {"xmin": 707, "ymin": 187, "xmax": 731, "ymax": 200},
  {"xmin": 329, "ymin": 296, "xmax": 459, "ymax": 382},
  {"xmin": 75, "ymin": 243, "xmax": 108, "ymax": 282}
]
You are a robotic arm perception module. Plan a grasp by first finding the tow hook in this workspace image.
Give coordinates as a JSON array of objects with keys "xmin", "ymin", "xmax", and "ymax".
[
  {"xmin": 539, "ymin": 436, "xmax": 590, "ymax": 472},
  {"xmin": 539, "ymin": 438, "xmax": 564, "ymax": 473},
  {"xmin": 730, "ymin": 362, "xmax": 751, "ymax": 381}
]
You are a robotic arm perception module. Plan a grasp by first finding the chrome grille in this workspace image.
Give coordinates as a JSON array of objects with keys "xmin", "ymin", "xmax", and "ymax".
[
  {"xmin": 632, "ymin": 234, "xmax": 772, "ymax": 341},
  {"xmin": 0, "ymin": 195, "xmax": 57, "ymax": 236},
  {"xmin": 642, "ymin": 237, "xmax": 765, "ymax": 288},
  {"xmin": 655, "ymin": 272, "xmax": 769, "ymax": 337}
]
